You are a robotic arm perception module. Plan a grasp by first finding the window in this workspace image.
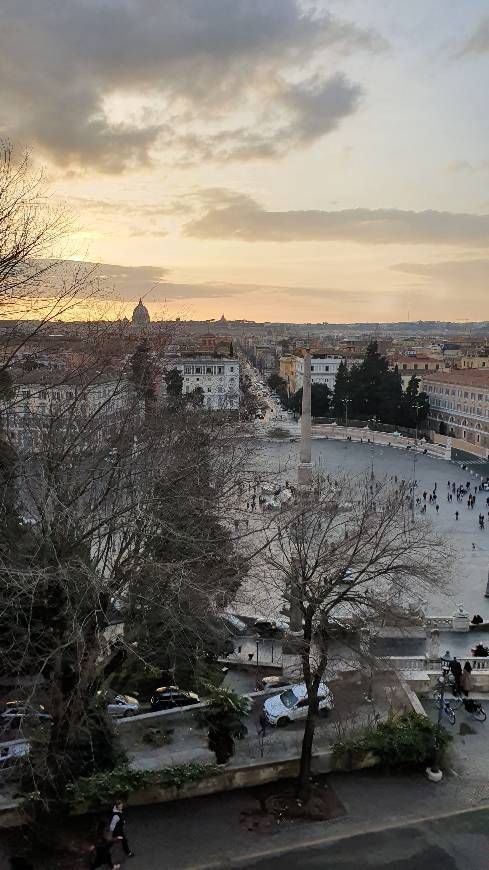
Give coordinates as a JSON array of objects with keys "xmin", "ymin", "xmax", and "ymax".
[
  {"xmin": 311, "ymin": 365, "xmax": 315, "ymax": 371},
  {"xmin": 21, "ymin": 390, "xmax": 30, "ymax": 400},
  {"xmin": 230, "ymin": 366, "xmax": 234, "ymax": 372},
  {"xmin": 325, "ymin": 365, "xmax": 329, "ymax": 371},
  {"xmin": 207, "ymin": 387, "xmax": 212, "ymax": 392},
  {"xmin": 184, "ymin": 366, "xmax": 191, "ymax": 374},
  {"xmin": 195, "ymin": 367, "xmax": 202, "ymax": 374},
  {"xmin": 206, "ymin": 367, "xmax": 213, "ymax": 374},
  {"xmin": 217, "ymin": 366, "xmax": 223, "ymax": 374}
]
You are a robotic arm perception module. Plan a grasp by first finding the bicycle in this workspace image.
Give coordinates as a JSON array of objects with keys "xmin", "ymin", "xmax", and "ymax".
[
  {"xmin": 433, "ymin": 693, "xmax": 457, "ymax": 725},
  {"xmin": 461, "ymin": 698, "xmax": 487, "ymax": 722},
  {"xmin": 433, "ymin": 686, "xmax": 486, "ymax": 723}
]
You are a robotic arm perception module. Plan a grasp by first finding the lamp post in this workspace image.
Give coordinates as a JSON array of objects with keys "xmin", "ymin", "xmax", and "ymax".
[
  {"xmin": 411, "ymin": 401, "xmax": 423, "ymax": 524},
  {"xmin": 342, "ymin": 397, "xmax": 351, "ymax": 439},
  {"xmin": 370, "ymin": 416, "xmax": 378, "ymax": 480},
  {"xmin": 427, "ymin": 649, "xmax": 452, "ymax": 781}
]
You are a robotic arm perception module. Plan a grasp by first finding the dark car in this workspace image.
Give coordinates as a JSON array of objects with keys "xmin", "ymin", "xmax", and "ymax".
[
  {"xmin": 254, "ymin": 619, "xmax": 284, "ymax": 638},
  {"xmin": 150, "ymin": 686, "xmax": 200, "ymax": 712},
  {"xmin": 0, "ymin": 701, "xmax": 51, "ymax": 727}
]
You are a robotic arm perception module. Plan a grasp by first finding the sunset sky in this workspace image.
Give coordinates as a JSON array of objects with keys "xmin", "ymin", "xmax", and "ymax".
[{"xmin": 2, "ymin": 1, "xmax": 489, "ymax": 322}]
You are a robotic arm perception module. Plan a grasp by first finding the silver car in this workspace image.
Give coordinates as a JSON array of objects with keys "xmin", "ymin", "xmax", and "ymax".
[{"xmin": 107, "ymin": 694, "xmax": 140, "ymax": 718}]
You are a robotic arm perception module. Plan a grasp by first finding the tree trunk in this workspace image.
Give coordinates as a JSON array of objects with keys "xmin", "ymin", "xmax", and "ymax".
[{"xmin": 296, "ymin": 687, "xmax": 318, "ymax": 800}]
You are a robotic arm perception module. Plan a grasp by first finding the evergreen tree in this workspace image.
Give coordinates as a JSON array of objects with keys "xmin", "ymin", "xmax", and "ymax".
[
  {"xmin": 358, "ymin": 340, "xmax": 389, "ymax": 420},
  {"xmin": 378, "ymin": 368, "xmax": 403, "ymax": 425},
  {"xmin": 400, "ymin": 375, "xmax": 430, "ymax": 428},
  {"xmin": 288, "ymin": 384, "xmax": 331, "ymax": 417},
  {"xmin": 332, "ymin": 360, "xmax": 350, "ymax": 419},
  {"xmin": 130, "ymin": 341, "xmax": 156, "ymax": 402},
  {"xmin": 164, "ymin": 367, "xmax": 183, "ymax": 405}
]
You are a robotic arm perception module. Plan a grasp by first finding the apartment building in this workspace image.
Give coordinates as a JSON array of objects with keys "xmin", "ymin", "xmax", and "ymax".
[
  {"xmin": 177, "ymin": 356, "xmax": 240, "ymax": 410},
  {"xmin": 294, "ymin": 354, "xmax": 344, "ymax": 392},
  {"xmin": 422, "ymin": 370, "xmax": 489, "ymax": 456},
  {"xmin": 390, "ymin": 356, "xmax": 448, "ymax": 389},
  {"xmin": 4, "ymin": 369, "xmax": 132, "ymax": 452}
]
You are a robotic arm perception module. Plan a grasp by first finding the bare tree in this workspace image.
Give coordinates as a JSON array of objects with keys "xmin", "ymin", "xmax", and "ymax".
[{"xmin": 260, "ymin": 475, "xmax": 450, "ymax": 799}]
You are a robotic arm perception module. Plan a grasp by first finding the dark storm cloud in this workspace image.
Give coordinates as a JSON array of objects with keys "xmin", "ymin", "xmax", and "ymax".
[
  {"xmin": 0, "ymin": 1, "xmax": 383, "ymax": 171},
  {"xmin": 184, "ymin": 190, "xmax": 489, "ymax": 245}
]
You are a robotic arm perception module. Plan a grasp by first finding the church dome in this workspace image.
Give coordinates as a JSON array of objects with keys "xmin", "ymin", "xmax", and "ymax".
[{"xmin": 132, "ymin": 298, "xmax": 150, "ymax": 325}]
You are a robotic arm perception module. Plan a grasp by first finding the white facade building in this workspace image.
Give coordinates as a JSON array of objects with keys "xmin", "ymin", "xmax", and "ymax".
[
  {"xmin": 4, "ymin": 371, "xmax": 132, "ymax": 452},
  {"xmin": 177, "ymin": 356, "xmax": 240, "ymax": 410},
  {"xmin": 294, "ymin": 356, "xmax": 343, "ymax": 392}
]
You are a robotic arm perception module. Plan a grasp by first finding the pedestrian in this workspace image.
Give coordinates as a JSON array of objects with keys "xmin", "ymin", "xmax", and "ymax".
[
  {"xmin": 423, "ymin": 491, "xmax": 427, "ymax": 501},
  {"xmin": 447, "ymin": 480, "xmax": 451, "ymax": 487},
  {"xmin": 110, "ymin": 801, "xmax": 134, "ymax": 859},
  {"xmin": 455, "ymin": 511, "xmax": 459, "ymax": 520},
  {"xmin": 449, "ymin": 656, "xmax": 462, "ymax": 694},
  {"xmin": 452, "ymin": 482, "xmax": 456, "ymax": 493},
  {"xmin": 90, "ymin": 820, "xmax": 121, "ymax": 870},
  {"xmin": 461, "ymin": 661, "xmax": 472, "ymax": 697},
  {"xmin": 436, "ymin": 504, "xmax": 439, "ymax": 513}
]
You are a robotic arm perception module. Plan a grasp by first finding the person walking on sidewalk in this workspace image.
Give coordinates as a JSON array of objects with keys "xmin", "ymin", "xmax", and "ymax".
[
  {"xmin": 110, "ymin": 801, "xmax": 134, "ymax": 859},
  {"xmin": 461, "ymin": 661, "xmax": 472, "ymax": 697},
  {"xmin": 90, "ymin": 820, "xmax": 121, "ymax": 870}
]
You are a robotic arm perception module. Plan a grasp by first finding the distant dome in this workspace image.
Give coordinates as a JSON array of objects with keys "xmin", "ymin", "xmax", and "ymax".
[{"xmin": 132, "ymin": 298, "xmax": 150, "ymax": 325}]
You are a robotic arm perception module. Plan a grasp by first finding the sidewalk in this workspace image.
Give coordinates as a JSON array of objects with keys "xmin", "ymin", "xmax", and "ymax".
[{"xmin": 75, "ymin": 769, "xmax": 489, "ymax": 869}]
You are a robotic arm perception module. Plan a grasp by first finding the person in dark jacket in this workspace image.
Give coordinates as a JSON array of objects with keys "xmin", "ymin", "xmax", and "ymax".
[
  {"xmin": 90, "ymin": 820, "xmax": 120, "ymax": 869},
  {"xmin": 450, "ymin": 656, "xmax": 463, "ymax": 693},
  {"xmin": 110, "ymin": 801, "xmax": 134, "ymax": 858}
]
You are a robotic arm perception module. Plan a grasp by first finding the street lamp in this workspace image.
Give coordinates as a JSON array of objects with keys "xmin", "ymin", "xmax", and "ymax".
[
  {"xmin": 370, "ymin": 416, "xmax": 378, "ymax": 479},
  {"xmin": 427, "ymin": 649, "xmax": 452, "ymax": 781},
  {"xmin": 411, "ymin": 402, "xmax": 423, "ymax": 525},
  {"xmin": 342, "ymin": 397, "xmax": 352, "ymax": 439}
]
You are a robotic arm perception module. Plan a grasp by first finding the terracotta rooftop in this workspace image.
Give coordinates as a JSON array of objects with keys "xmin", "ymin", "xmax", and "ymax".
[{"xmin": 422, "ymin": 370, "xmax": 489, "ymax": 387}]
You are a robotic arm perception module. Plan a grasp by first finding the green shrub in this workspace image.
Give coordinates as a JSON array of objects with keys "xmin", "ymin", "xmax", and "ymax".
[
  {"xmin": 333, "ymin": 711, "xmax": 451, "ymax": 770},
  {"xmin": 64, "ymin": 762, "xmax": 221, "ymax": 809}
]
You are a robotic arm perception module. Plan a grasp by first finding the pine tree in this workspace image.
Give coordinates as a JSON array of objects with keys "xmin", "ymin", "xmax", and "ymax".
[{"xmin": 332, "ymin": 360, "xmax": 350, "ymax": 418}]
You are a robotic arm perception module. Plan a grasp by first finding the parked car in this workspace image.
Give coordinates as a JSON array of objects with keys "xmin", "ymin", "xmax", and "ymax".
[
  {"xmin": 263, "ymin": 683, "xmax": 333, "ymax": 727},
  {"xmin": 0, "ymin": 701, "xmax": 51, "ymax": 724},
  {"xmin": 107, "ymin": 693, "xmax": 140, "ymax": 718},
  {"xmin": 0, "ymin": 739, "xmax": 30, "ymax": 779},
  {"xmin": 260, "ymin": 676, "xmax": 291, "ymax": 692},
  {"xmin": 150, "ymin": 686, "xmax": 200, "ymax": 712},
  {"xmin": 254, "ymin": 618, "xmax": 282, "ymax": 638}
]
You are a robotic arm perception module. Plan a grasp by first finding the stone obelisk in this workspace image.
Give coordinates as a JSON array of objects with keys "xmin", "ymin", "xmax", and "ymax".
[{"xmin": 297, "ymin": 348, "xmax": 313, "ymax": 491}]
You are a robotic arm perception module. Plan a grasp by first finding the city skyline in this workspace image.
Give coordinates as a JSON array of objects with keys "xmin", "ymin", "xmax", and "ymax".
[{"xmin": 2, "ymin": 1, "xmax": 489, "ymax": 322}]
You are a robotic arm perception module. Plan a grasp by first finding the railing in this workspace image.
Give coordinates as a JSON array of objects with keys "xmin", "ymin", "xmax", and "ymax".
[
  {"xmin": 381, "ymin": 655, "xmax": 489, "ymax": 672},
  {"xmin": 425, "ymin": 616, "xmax": 453, "ymax": 629}
]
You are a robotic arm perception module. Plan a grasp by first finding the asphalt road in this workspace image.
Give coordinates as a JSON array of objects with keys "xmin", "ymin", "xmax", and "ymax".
[{"xmin": 239, "ymin": 811, "xmax": 489, "ymax": 869}]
